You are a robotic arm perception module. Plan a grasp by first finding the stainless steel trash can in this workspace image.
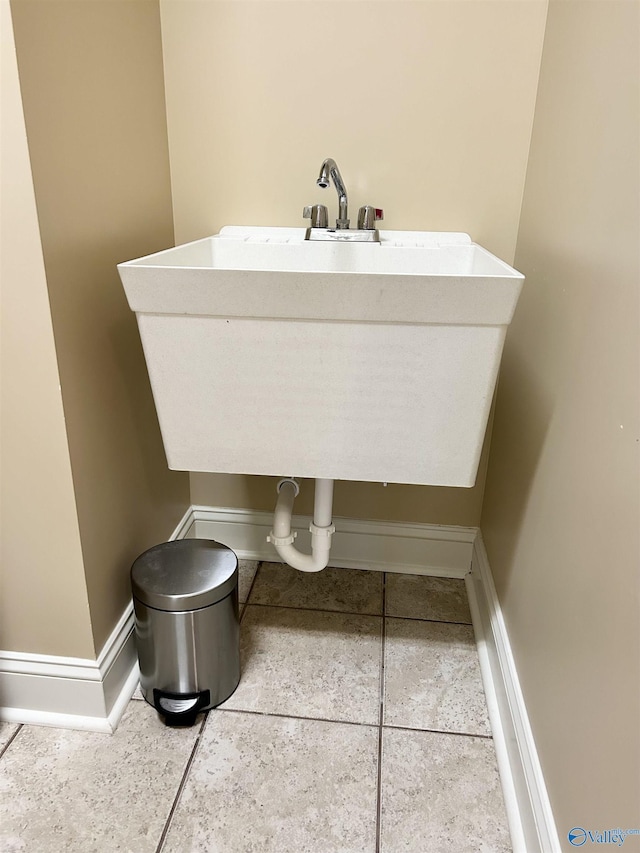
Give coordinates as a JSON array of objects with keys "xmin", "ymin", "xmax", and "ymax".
[{"xmin": 131, "ymin": 539, "xmax": 240, "ymax": 726}]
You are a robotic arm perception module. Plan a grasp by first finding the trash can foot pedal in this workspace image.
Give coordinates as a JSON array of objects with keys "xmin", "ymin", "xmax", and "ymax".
[{"xmin": 153, "ymin": 688, "xmax": 210, "ymax": 727}]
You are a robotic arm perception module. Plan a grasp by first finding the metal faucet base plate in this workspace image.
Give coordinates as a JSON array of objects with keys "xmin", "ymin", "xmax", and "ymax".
[{"xmin": 305, "ymin": 228, "xmax": 380, "ymax": 243}]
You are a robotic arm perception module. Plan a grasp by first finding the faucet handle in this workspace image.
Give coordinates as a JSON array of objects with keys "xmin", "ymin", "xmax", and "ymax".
[
  {"xmin": 303, "ymin": 204, "xmax": 328, "ymax": 229},
  {"xmin": 357, "ymin": 206, "xmax": 384, "ymax": 230}
]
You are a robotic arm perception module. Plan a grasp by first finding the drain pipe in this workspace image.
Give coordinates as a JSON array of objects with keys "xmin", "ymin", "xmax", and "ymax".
[{"xmin": 268, "ymin": 478, "xmax": 335, "ymax": 572}]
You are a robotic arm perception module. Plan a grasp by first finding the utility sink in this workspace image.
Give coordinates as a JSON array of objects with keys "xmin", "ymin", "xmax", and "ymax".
[{"xmin": 118, "ymin": 226, "xmax": 523, "ymax": 487}]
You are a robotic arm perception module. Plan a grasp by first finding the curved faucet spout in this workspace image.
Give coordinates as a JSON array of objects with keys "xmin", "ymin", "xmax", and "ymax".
[{"xmin": 317, "ymin": 158, "xmax": 349, "ymax": 229}]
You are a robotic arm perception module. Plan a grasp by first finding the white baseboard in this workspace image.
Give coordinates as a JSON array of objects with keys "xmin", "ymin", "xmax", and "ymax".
[
  {"xmin": 191, "ymin": 505, "xmax": 476, "ymax": 578},
  {"xmin": 466, "ymin": 533, "xmax": 560, "ymax": 853},
  {"xmin": 0, "ymin": 604, "xmax": 138, "ymax": 733},
  {"xmin": 0, "ymin": 506, "xmax": 193, "ymax": 734}
]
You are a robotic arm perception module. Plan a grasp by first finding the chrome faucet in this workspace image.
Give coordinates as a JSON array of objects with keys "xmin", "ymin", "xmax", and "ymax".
[
  {"xmin": 304, "ymin": 157, "xmax": 384, "ymax": 242},
  {"xmin": 317, "ymin": 158, "xmax": 349, "ymax": 229}
]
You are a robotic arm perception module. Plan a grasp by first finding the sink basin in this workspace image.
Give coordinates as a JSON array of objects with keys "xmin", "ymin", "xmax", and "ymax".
[
  {"xmin": 119, "ymin": 226, "xmax": 523, "ymax": 487},
  {"xmin": 121, "ymin": 226, "xmax": 521, "ymax": 326}
]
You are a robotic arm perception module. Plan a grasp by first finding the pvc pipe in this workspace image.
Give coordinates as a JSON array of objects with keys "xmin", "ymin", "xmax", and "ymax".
[
  {"xmin": 312, "ymin": 478, "xmax": 334, "ymax": 527},
  {"xmin": 268, "ymin": 478, "xmax": 335, "ymax": 573},
  {"xmin": 272, "ymin": 478, "xmax": 298, "ymax": 539}
]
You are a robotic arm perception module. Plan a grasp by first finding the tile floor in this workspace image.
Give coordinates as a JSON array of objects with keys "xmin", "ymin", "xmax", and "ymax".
[{"xmin": 0, "ymin": 562, "xmax": 511, "ymax": 853}]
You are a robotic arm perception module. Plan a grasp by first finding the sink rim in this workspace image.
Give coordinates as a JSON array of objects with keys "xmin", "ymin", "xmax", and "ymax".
[
  {"xmin": 118, "ymin": 225, "xmax": 524, "ymax": 327},
  {"xmin": 119, "ymin": 226, "xmax": 523, "ymax": 281}
]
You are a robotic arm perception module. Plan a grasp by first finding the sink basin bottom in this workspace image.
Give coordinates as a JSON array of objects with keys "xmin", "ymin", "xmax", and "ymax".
[{"xmin": 138, "ymin": 314, "xmax": 504, "ymax": 487}]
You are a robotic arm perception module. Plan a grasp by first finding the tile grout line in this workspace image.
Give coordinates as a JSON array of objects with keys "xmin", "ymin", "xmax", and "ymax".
[
  {"xmin": 212, "ymin": 704, "xmax": 492, "ymax": 742},
  {"xmin": 375, "ymin": 573, "xmax": 387, "ymax": 853},
  {"xmin": 239, "ymin": 560, "xmax": 263, "ymax": 624},
  {"xmin": 214, "ymin": 704, "xmax": 379, "ymax": 730},
  {"xmin": 0, "ymin": 724, "xmax": 23, "ymax": 760},
  {"xmin": 242, "ymin": 598, "xmax": 472, "ymax": 627},
  {"xmin": 244, "ymin": 600, "xmax": 382, "ymax": 619},
  {"xmin": 382, "ymin": 722, "xmax": 494, "ymax": 740},
  {"xmin": 384, "ymin": 613, "xmax": 473, "ymax": 627},
  {"xmin": 155, "ymin": 711, "xmax": 210, "ymax": 853}
]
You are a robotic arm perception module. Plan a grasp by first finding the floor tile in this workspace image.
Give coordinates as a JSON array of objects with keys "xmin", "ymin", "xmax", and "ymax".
[
  {"xmin": 238, "ymin": 560, "xmax": 259, "ymax": 603},
  {"xmin": 380, "ymin": 727, "xmax": 511, "ymax": 852},
  {"xmin": 249, "ymin": 562, "xmax": 383, "ymax": 615},
  {"xmin": 0, "ymin": 701, "xmax": 199, "ymax": 853},
  {"xmin": 384, "ymin": 618, "xmax": 491, "ymax": 736},
  {"xmin": 163, "ymin": 710, "xmax": 378, "ymax": 853},
  {"xmin": 219, "ymin": 605, "xmax": 382, "ymax": 725},
  {"xmin": 0, "ymin": 722, "xmax": 20, "ymax": 755},
  {"xmin": 385, "ymin": 574, "xmax": 472, "ymax": 623}
]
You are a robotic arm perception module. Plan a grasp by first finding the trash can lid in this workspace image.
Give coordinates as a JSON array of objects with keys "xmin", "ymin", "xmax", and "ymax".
[{"xmin": 131, "ymin": 539, "xmax": 238, "ymax": 612}]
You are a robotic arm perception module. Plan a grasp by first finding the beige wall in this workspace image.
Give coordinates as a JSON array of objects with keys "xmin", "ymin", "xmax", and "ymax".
[
  {"xmin": 481, "ymin": 0, "xmax": 640, "ymax": 843},
  {"xmin": 11, "ymin": 0, "xmax": 190, "ymax": 653},
  {"xmin": 161, "ymin": 0, "xmax": 548, "ymax": 526},
  {"xmin": 0, "ymin": 0, "xmax": 94, "ymax": 658}
]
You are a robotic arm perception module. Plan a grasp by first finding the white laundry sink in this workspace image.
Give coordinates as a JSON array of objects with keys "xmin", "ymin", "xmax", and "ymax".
[{"xmin": 118, "ymin": 226, "xmax": 523, "ymax": 487}]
